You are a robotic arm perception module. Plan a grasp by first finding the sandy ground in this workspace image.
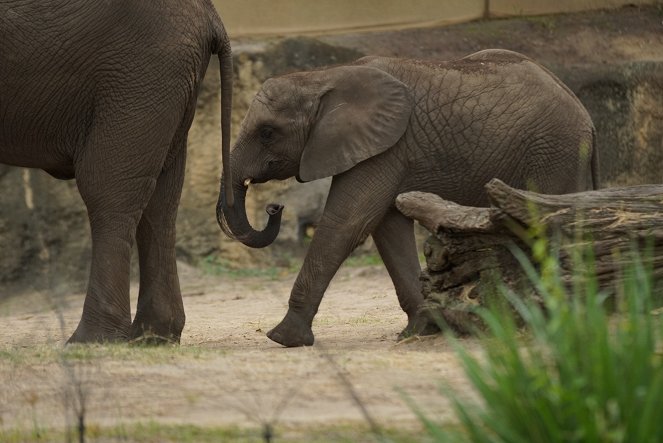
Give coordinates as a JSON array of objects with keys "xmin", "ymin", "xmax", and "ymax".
[{"xmin": 0, "ymin": 262, "xmax": 479, "ymax": 437}]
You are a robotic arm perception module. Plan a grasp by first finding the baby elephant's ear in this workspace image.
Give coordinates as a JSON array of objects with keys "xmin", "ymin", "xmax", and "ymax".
[{"xmin": 299, "ymin": 65, "xmax": 413, "ymax": 182}]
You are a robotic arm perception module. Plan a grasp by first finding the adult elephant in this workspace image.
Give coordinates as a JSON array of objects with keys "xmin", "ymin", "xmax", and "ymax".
[
  {"xmin": 217, "ymin": 50, "xmax": 599, "ymax": 347},
  {"xmin": 0, "ymin": 0, "xmax": 234, "ymax": 343}
]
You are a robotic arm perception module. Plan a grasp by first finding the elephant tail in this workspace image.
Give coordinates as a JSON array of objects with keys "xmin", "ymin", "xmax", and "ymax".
[
  {"xmin": 590, "ymin": 125, "xmax": 601, "ymax": 190},
  {"xmin": 213, "ymin": 19, "xmax": 235, "ymax": 208}
]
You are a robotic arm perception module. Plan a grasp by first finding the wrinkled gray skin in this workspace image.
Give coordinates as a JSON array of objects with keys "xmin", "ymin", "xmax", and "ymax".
[
  {"xmin": 0, "ymin": 0, "xmax": 234, "ymax": 343},
  {"xmin": 217, "ymin": 50, "xmax": 599, "ymax": 347}
]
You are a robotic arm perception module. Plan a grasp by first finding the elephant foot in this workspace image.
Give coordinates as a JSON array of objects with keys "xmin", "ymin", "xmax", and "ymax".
[
  {"xmin": 67, "ymin": 320, "xmax": 130, "ymax": 344},
  {"xmin": 397, "ymin": 314, "xmax": 441, "ymax": 341},
  {"xmin": 267, "ymin": 311, "xmax": 314, "ymax": 347},
  {"xmin": 129, "ymin": 314, "xmax": 184, "ymax": 345}
]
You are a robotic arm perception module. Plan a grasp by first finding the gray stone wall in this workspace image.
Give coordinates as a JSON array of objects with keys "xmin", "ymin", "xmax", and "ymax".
[{"xmin": 566, "ymin": 62, "xmax": 663, "ymax": 185}]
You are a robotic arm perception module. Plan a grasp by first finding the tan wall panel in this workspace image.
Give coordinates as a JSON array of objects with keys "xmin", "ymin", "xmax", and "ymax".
[
  {"xmin": 214, "ymin": 0, "xmax": 656, "ymax": 37},
  {"xmin": 214, "ymin": 0, "xmax": 485, "ymax": 36}
]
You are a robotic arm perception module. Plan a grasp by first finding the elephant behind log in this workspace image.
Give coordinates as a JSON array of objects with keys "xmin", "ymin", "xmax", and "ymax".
[
  {"xmin": 217, "ymin": 49, "xmax": 599, "ymax": 347},
  {"xmin": 0, "ymin": 0, "xmax": 234, "ymax": 343}
]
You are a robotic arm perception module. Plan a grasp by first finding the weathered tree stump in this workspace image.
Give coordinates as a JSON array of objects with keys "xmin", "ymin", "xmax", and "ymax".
[{"xmin": 396, "ymin": 179, "xmax": 663, "ymax": 335}]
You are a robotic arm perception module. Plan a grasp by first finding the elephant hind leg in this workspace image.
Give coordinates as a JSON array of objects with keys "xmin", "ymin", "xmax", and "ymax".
[
  {"xmin": 372, "ymin": 209, "xmax": 439, "ymax": 339},
  {"xmin": 69, "ymin": 152, "xmax": 160, "ymax": 344},
  {"xmin": 68, "ymin": 103, "xmax": 183, "ymax": 343},
  {"xmin": 130, "ymin": 139, "xmax": 187, "ymax": 344}
]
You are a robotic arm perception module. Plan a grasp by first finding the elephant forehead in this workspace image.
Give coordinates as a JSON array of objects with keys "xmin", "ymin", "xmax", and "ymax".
[
  {"xmin": 262, "ymin": 77, "xmax": 298, "ymax": 98},
  {"xmin": 258, "ymin": 77, "xmax": 310, "ymax": 112}
]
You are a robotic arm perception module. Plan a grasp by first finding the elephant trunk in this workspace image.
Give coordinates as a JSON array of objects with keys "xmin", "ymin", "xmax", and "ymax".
[{"xmin": 217, "ymin": 177, "xmax": 283, "ymax": 249}]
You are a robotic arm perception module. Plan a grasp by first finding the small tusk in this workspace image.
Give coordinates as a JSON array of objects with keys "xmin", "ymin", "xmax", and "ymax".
[{"xmin": 244, "ymin": 178, "xmax": 252, "ymax": 187}]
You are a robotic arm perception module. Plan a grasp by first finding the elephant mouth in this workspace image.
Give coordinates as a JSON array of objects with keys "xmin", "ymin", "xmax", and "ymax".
[
  {"xmin": 243, "ymin": 175, "xmax": 274, "ymax": 185},
  {"xmin": 242, "ymin": 177, "xmax": 283, "ymax": 216}
]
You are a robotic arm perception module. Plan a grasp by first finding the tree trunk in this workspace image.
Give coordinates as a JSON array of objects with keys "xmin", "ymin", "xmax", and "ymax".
[{"xmin": 396, "ymin": 179, "xmax": 663, "ymax": 334}]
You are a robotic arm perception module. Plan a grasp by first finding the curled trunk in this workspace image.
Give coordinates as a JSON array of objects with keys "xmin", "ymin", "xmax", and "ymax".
[{"xmin": 216, "ymin": 179, "xmax": 283, "ymax": 248}]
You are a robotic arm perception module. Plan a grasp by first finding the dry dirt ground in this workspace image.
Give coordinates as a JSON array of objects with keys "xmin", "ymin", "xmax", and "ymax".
[{"xmin": 0, "ymin": 262, "xmax": 480, "ymax": 440}]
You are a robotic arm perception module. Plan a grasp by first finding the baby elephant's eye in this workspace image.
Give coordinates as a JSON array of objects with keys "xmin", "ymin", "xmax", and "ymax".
[{"xmin": 259, "ymin": 125, "xmax": 275, "ymax": 143}]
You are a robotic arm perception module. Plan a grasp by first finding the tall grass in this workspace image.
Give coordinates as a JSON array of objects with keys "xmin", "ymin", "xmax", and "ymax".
[{"xmin": 418, "ymin": 236, "xmax": 663, "ymax": 443}]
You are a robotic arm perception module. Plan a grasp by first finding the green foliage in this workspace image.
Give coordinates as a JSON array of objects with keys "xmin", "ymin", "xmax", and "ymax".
[
  {"xmin": 343, "ymin": 252, "xmax": 384, "ymax": 268},
  {"xmin": 0, "ymin": 422, "xmax": 249, "ymax": 443},
  {"xmin": 524, "ymin": 15, "xmax": 557, "ymax": 32},
  {"xmin": 198, "ymin": 246, "xmax": 385, "ymax": 279},
  {"xmin": 198, "ymin": 254, "xmax": 298, "ymax": 279},
  {"xmin": 0, "ymin": 343, "xmax": 213, "ymax": 366},
  {"xmin": 0, "ymin": 421, "xmax": 431, "ymax": 442},
  {"xmin": 418, "ymin": 240, "xmax": 663, "ymax": 443}
]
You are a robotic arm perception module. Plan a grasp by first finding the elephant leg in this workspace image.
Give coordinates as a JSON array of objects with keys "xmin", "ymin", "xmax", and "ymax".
[
  {"xmin": 372, "ymin": 209, "xmax": 439, "ymax": 339},
  {"xmin": 130, "ymin": 141, "xmax": 187, "ymax": 344},
  {"xmin": 68, "ymin": 170, "xmax": 157, "ymax": 344},
  {"xmin": 67, "ymin": 115, "xmax": 178, "ymax": 343},
  {"xmin": 267, "ymin": 169, "xmax": 396, "ymax": 347},
  {"xmin": 267, "ymin": 222, "xmax": 366, "ymax": 347}
]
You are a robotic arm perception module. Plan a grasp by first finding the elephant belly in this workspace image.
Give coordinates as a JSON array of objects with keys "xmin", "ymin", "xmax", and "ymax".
[
  {"xmin": 0, "ymin": 139, "xmax": 76, "ymax": 179},
  {"xmin": 0, "ymin": 83, "xmax": 90, "ymax": 175},
  {"xmin": 404, "ymin": 145, "xmax": 533, "ymax": 209}
]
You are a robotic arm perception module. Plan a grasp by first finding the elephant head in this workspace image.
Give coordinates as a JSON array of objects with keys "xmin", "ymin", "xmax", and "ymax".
[{"xmin": 216, "ymin": 64, "xmax": 414, "ymax": 248}]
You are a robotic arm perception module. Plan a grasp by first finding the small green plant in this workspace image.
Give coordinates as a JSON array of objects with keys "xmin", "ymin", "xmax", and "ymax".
[
  {"xmin": 0, "ymin": 421, "xmax": 430, "ymax": 442},
  {"xmin": 525, "ymin": 15, "xmax": 557, "ymax": 33},
  {"xmin": 198, "ymin": 254, "xmax": 294, "ymax": 279},
  {"xmin": 343, "ymin": 252, "xmax": 384, "ymax": 268},
  {"xmin": 414, "ymin": 242, "xmax": 663, "ymax": 443}
]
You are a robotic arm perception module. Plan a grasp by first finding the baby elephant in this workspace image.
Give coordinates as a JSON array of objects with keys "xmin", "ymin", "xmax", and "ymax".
[{"xmin": 217, "ymin": 49, "xmax": 599, "ymax": 347}]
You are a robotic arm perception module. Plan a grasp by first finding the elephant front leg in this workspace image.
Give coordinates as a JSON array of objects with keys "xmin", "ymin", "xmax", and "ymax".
[
  {"xmin": 266, "ymin": 230, "xmax": 335, "ymax": 346},
  {"xmin": 266, "ymin": 223, "xmax": 353, "ymax": 347},
  {"xmin": 129, "ymin": 147, "xmax": 187, "ymax": 344}
]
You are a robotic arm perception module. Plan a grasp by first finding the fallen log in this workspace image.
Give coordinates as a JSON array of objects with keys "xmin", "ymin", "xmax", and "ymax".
[{"xmin": 396, "ymin": 179, "xmax": 663, "ymax": 334}]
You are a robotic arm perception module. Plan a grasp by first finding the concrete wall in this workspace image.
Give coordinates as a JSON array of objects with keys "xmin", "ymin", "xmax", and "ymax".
[
  {"xmin": 490, "ymin": 0, "xmax": 655, "ymax": 16},
  {"xmin": 217, "ymin": 1, "xmax": 484, "ymax": 36},
  {"xmin": 215, "ymin": 0, "xmax": 655, "ymax": 36}
]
